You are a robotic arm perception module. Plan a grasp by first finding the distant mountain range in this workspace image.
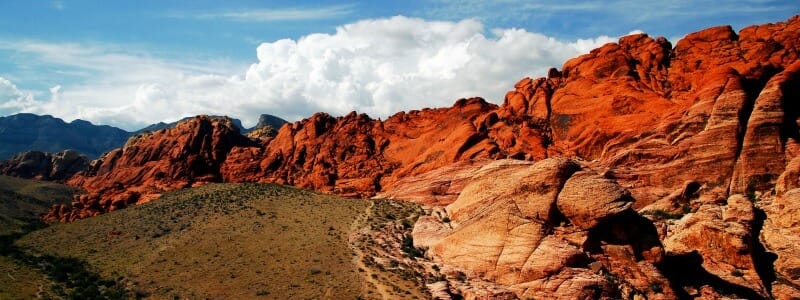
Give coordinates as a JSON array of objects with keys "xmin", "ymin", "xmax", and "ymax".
[
  {"xmin": 0, "ymin": 113, "xmax": 286, "ymax": 160},
  {"xmin": 0, "ymin": 114, "xmax": 131, "ymax": 160}
]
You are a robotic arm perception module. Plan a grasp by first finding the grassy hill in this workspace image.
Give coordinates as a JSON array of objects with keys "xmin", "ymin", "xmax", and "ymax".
[
  {"xmin": 7, "ymin": 182, "xmax": 428, "ymax": 299},
  {"xmin": 0, "ymin": 175, "xmax": 81, "ymax": 299},
  {"xmin": 0, "ymin": 175, "xmax": 78, "ymax": 236}
]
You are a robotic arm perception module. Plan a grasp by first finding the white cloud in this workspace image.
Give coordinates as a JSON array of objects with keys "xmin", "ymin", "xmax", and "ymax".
[
  {"xmin": 0, "ymin": 77, "xmax": 40, "ymax": 115},
  {"xmin": 168, "ymin": 5, "xmax": 353, "ymax": 22},
  {"xmin": 1, "ymin": 16, "xmax": 618, "ymax": 131}
]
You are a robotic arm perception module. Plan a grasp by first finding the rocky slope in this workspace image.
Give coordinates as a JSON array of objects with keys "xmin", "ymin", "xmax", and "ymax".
[
  {"xmin": 14, "ymin": 15, "xmax": 799, "ymax": 298},
  {"xmin": 0, "ymin": 113, "xmax": 132, "ymax": 160}
]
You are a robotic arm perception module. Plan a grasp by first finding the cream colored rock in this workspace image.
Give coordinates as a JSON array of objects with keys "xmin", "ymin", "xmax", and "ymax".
[
  {"xmin": 418, "ymin": 158, "xmax": 667, "ymax": 299},
  {"xmin": 597, "ymin": 244, "xmax": 675, "ymax": 299},
  {"xmin": 557, "ymin": 171, "xmax": 634, "ymax": 230},
  {"xmin": 412, "ymin": 215, "xmax": 452, "ymax": 249},
  {"xmin": 445, "ymin": 158, "xmax": 578, "ymax": 224},
  {"xmin": 376, "ymin": 159, "xmax": 503, "ymax": 206},
  {"xmin": 518, "ymin": 236, "xmax": 587, "ymax": 282},
  {"xmin": 429, "ymin": 206, "xmax": 546, "ymax": 278},
  {"xmin": 776, "ymin": 156, "xmax": 800, "ymax": 196},
  {"xmin": 426, "ymin": 281, "xmax": 453, "ymax": 300},
  {"xmin": 761, "ymin": 188, "xmax": 800, "ymax": 297},
  {"xmin": 510, "ymin": 268, "xmax": 616, "ymax": 299}
]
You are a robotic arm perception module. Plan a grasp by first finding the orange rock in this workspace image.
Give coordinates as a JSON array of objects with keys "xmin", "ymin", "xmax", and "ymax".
[
  {"xmin": 762, "ymin": 188, "xmax": 800, "ymax": 297},
  {"xmin": 730, "ymin": 61, "xmax": 800, "ymax": 194},
  {"xmin": 556, "ymin": 171, "xmax": 634, "ymax": 230},
  {"xmin": 663, "ymin": 195, "xmax": 768, "ymax": 297},
  {"xmin": 43, "ymin": 116, "xmax": 253, "ymax": 222}
]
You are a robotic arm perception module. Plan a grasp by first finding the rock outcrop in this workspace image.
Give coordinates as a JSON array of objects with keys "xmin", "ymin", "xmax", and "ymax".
[
  {"xmin": 663, "ymin": 195, "xmax": 769, "ymax": 297},
  {"xmin": 221, "ymin": 98, "xmax": 502, "ymax": 198},
  {"xmin": 762, "ymin": 188, "xmax": 800, "ymax": 299},
  {"xmin": 414, "ymin": 158, "xmax": 672, "ymax": 299},
  {"xmin": 43, "ymin": 116, "xmax": 254, "ymax": 222},
  {"xmin": 0, "ymin": 150, "xmax": 89, "ymax": 181}
]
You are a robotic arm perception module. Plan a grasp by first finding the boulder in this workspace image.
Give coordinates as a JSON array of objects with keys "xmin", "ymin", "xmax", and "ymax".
[{"xmin": 557, "ymin": 171, "xmax": 634, "ymax": 230}]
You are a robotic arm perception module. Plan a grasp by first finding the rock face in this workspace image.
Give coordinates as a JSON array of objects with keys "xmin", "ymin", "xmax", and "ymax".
[
  {"xmin": 221, "ymin": 99, "xmax": 502, "ymax": 198},
  {"xmin": 663, "ymin": 195, "xmax": 768, "ymax": 297},
  {"xmin": 762, "ymin": 188, "xmax": 800, "ymax": 299},
  {"xmin": 415, "ymin": 158, "xmax": 671, "ymax": 299},
  {"xmin": 0, "ymin": 150, "xmax": 89, "ymax": 181},
  {"xmin": 43, "ymin": 116, "xmax": 254, "ymax": 222}
]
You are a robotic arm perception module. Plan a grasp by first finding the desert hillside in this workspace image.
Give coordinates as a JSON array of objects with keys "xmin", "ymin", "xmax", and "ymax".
[{"xmin": 2, "ymin": 179, "xmax": 437, "ymax": 299}]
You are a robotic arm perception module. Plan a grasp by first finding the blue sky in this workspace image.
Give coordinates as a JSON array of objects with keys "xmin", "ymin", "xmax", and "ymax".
[{"xmin": 0, "ymin": 1, "xmax": 797, "ymax": 130}]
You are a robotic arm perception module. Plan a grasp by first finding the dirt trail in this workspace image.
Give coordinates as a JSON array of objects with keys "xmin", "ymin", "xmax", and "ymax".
[{"xmin": 349, "ymin": 200, "xmax": 392, "ymax": 300}]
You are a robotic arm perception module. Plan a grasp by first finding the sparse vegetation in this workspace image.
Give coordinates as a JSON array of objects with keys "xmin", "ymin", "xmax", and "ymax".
[
  {"xmin": 731, "ymin": 269, "xmax": 744, "ymax": 277},
  {"xmin": 11, "ymin": 183, "xmax": 374, "ymax": 299},
  {"xmin": 401, "ymin": 234, "xmax": 424, "ymax": 258},
  {"xmin": 649, "ymin": 281, "xmax": 663, "ymax": 293},
  {"xmin": 643, "ymin": 209, "xmax": 685, "ymax": 220},
  {"xmin": 682, "ymin": 204, "xmax": 692, "ymax": 214},
  {"xmin": 1, "ymin": 177, "xmax": 432, "ymax": 299},
  {"xmin": 746, "ymin": 191, "xmax": 759, "ymax": 203}
]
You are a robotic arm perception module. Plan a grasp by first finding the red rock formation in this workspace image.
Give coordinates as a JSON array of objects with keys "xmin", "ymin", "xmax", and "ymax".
[
  {"xmin": 221, "ymin": 98, "xmax": 503, "ymax": 198},
  {"xmin": 43, "ymin": 116, "xmax": 253, "ymax": 222},
  {"xmin": 222, "ymin": 16, "xmax": 800, "ymax": 209}
]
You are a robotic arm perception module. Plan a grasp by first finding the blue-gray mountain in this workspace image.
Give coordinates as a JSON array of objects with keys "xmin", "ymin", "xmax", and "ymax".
[{"xmin": 0, "ymin": 114, "xmax": 131, "ymax": 160}]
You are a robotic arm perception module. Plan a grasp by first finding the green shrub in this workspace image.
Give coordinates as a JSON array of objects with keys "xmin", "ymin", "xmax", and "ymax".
[
  {"xmin": 649, "ymin": 281, "xmax": 663, "ymax": 293},
  {"xmin": 644, "ymin": 209, "xmax": 684, "ymax": 220},
  {"xmin": 401, "ymin": 234, "xmax": 423, "ymax": 258}
]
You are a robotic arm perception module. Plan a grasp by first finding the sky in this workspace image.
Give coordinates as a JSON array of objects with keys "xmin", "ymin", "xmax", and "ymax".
[{"xmin": 0, "ymin": 1, "xmax": 797, "ymax": 131}]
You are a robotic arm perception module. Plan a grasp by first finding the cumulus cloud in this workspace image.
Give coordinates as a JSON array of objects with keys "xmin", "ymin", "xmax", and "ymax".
[
  {"xmin": 0, "ymin": 77, "xmax": 40, "ymax": 115},
  {"xmin": 2, "ymin": 16, "xmax": 618, "ymax": 131}
]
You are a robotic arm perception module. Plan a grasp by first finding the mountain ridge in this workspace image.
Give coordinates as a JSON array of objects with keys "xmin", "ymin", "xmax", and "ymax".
[{"xmin": 0, "ymin": 113, "xmax": 131, "ymax": 160}]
